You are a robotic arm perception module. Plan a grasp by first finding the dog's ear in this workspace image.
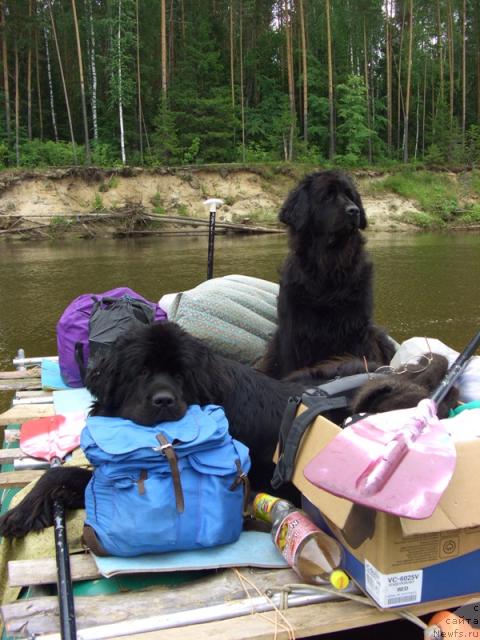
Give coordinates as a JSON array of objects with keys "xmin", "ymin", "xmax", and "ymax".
[
  {"xmin": 351, "ymin": 378, "xmax": 429, "ymax": 415},
  {"xmin": 84, "ymin": 351, "xmax": 118, "ymax": 412},
  {"xmin": 279, "ymin": 182, "xmax": 311, "ymax": 231},
  {"xmin": 359, "ymin": 203, "xmax": 367, "ymax": 230}
]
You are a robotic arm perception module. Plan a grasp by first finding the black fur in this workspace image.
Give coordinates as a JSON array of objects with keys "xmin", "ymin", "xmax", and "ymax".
[
  {"xmin": 0, "ymin": 323, "xmax": 457, "ymax": 540},
  {"xmin": 257, "ymin": 170, "xmax": 395, "ymax": 379},
  {"xmin": 0, "ymin": 322, "xmax": 368, "ymax": 538},
  {"xmin": 351, "ymin": 353, "xmax": 459, "ymax": 419}
]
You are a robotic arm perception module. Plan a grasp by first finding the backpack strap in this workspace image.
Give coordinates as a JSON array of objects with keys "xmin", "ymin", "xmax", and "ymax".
[
  {"xmin": 82, "ymin": 524, "xmax": 110, "ymax": 556},
  {"xmin": 229, "ymin": 458, "xmax": 251, "ymax": 517},
  {"xmin": 155, "ymin": 434, "xmax": 185, "ymax": 513},
  {"xmin": 271, "ymin": 373, "xmax": 378, "ymax": 490},
  {"xmin": 271, "ymin": 394, "xmax": 348, "ymax": 490},
  {"xmin": 74, "ymin": 342, "xmax": 87, "ymax": 385}
]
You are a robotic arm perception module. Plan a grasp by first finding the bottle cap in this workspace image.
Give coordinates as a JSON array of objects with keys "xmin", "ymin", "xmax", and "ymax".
[{"xmin": 329, "ymin": 569, "xmax": 350, "ymax": 590}]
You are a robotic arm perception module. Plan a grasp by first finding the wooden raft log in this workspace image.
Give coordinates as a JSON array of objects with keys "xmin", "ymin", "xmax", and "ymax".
[
  {"xmin": 9, "ymin": 554, "xmax": 100, "ymax": 587},
  {"xmin": 0, "ymin": 404, "xmax": 55, "ymax": 426},
  {"xmin": 0, "ymin": 448, "xmax": 36, "ymax": 464},
  {"xmin": 2, "ymin": 572, "xmax": 478, "ymax": 640},
  {"xmin": 0, "ymin": 469, "xmax": 44, "ymax": 488},
  {"xmin": 0, "ymin": 379, "xmax": 42, "ymax": 392},
  {"xmin": 108, "ymin": 595, "xmax": 480, "ymax": 640},
  {"xmin": 1, "ymin": 568, "xmax": 301, "ymax": 636},
  {"xmin": 0, "ymin": 368, "xmax": 41, "ymax": 380}
]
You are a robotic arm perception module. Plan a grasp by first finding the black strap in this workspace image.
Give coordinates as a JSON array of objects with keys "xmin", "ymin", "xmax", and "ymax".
[
  {"xmin": 271, "ymin": 395, "xmax": 347, "ymax": 489},
  {"xmin": 74, "ymin": 342, "xmax": 87, "ymax": 384}
]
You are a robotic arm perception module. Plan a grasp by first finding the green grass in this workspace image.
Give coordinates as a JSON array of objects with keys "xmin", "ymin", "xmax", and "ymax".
[
  {"xmin": 92, "ymin": 193, "xmax": 104, "ymax": 211},
  {"xmin": 378, "ymin": 171, "xmax": 457, "ymax": 212},
  {"xmin": 150, "ymin": 191, "xmax": 165, "ymax": 215},
  {"xmin": 370, "ymin": 170, "xmax": 464, "ymax": 227},
  {"xmin": 176, "ymin": 204, "xmax": 189, "ymax": 216},
  {"xmin": 456, "ymin": 204, "xmax": 480, "ymax": 225}
]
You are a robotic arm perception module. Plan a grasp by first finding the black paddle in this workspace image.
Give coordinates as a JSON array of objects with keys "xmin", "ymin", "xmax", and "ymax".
[{"xmin": 20, "ymin": 413, "xmax": 85, "ymax": 639}]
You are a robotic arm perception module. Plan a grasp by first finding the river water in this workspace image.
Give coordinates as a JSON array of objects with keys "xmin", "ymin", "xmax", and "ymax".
[{"xmin": 0, "ymin": 231, "xmax": 479, "ymax": 388}]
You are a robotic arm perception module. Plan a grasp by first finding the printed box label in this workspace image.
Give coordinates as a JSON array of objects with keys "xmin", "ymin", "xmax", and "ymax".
[{"xmin": 365, "ymin": 559, "xmax": 423, "ymax": 608}]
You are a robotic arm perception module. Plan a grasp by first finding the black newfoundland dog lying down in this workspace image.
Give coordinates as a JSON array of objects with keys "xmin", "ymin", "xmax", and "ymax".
[
  {"xmin": 257, "ymin": 169, "xmax": 396, "ymax": 379},
  {"xmin": 0, "ymin": 322, "xmax": 457, "ymax": 539}
]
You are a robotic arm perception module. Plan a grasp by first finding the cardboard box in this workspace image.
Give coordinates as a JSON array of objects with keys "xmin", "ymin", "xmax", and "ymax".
[{"xmin": 290, "ymin": 412, "xmax": 480, "ymax": 608}]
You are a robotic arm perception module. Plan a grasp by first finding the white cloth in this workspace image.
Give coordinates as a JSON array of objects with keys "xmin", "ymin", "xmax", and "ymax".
[{"xmin": 391, "ymin": 336, "xmax": 480, "ymax": 403}]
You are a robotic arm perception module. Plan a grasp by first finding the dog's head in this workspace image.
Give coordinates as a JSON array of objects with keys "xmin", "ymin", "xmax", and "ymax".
[
  {"xmin": 279, "ymin": 170, "xmax": 367, "ymax": 243},
  {"xmin": 85, "ymin": 321, "xmax": 223, "ymax": 426}
]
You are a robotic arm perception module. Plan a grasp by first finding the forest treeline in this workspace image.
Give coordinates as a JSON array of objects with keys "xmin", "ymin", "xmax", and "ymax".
[{"xmin": 1, "ymin": 0, "xmax": 480, "ymax": 169}]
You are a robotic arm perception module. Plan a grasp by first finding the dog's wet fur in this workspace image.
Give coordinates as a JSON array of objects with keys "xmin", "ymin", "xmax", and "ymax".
[
  {"xmin": 257, "ymin": 170, "xmax": 395, "ymax": 378},
  {"xmin": 0, "ymin": 322, "xmax": 457, "ymax": 539}
]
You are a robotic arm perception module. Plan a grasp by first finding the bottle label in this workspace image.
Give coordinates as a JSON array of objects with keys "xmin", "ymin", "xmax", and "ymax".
[
  {"xmin": 274, "ymin": 511, "xmax": 320, "ymax": 566},
  {"xmin": 252, "ymin": 493, "xmax": 279, "ymax": 523}
]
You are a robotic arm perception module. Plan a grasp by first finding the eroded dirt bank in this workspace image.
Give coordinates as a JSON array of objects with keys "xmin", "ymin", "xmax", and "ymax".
[{"xmin": 0, "ymin": 166, "xmax": 420, "ymax": 238}]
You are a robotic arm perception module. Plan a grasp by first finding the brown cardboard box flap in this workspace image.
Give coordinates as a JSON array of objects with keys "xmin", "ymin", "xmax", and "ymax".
[
  {"xmin": 400, "ymin": 438, "xmax": 480, "ymax": 535},
  {"xmin": 292, "ymin": 413, "xmax": 480, "ymax": 535}
]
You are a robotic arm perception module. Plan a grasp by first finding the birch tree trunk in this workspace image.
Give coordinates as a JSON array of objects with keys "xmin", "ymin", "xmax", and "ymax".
[
  {"xmin": 35, "ymin": 18, "xmax": 44, "ymax": 140},
  {"xmin": 117, "ymin": 0, "xmax": 126, "ymax": 165},
  {"xmin": 326, "ymin": 0, "xmax": 335, "ymax": 159},
  {"xmin": 27, "ymin": 0, "xmax": 33, "ymax": 140},
  {"xmin": 44, "ymin": 27, "xmax": 59, "ymax": 142},
  {"xmin": 161, "ymin": 0, "xmax": 167, "ymax": 102},
  {"xmin": 136, "ymin": 0, "xmax": 143, "ymax": 162},
  {"xmin": 87, "ymin": 0, "xmax": 98, "ymax": 141},
  {"xmin": 14, "ymin": 37, "xmax": 19, "ymax": 165},
  {"xmin": 414, "ymin": 79, "xmax": 419, "ymax": 160},
  {"xmin": 396, "ymin": 2, "xmax": 406, "ymax": 151},
  {"xmin": 385, "ymin": 2, "xmax": 392, "ymax": 152},
  {"xmin": 48, "ymin": 1, "xmax": 77, "ymax": 163},
  {"xmin": 446, "ymin": 0, "xmax": 454, "ymax": 126},
  {"xmin": 229, "ymin": 1, "xmax": 234, "ymax": 110},
  {"xmin": 72, "ymin": 0, "xmax": 91, "ymax": 163},
  {"xmin": 1, "ymin": 0, "xmax": 10, "ymax": 138},
  {"xmin": 298, "ymin": 0, "xmax": 308, "ymax": 144},
  {"xmin": 239, "ymin": 1, "xmax": 245, "ymax": 162},
  {"xmin": 402, "ymin": 0, "xmax": 413, "ymax": 163},
  {"xmin": 284, "ymin": 0, "xmax": 295, "ymax": 161},
  {"xmin": 436, "ymin": 0, "xmax": 444, "ymax": 103},
  {"xmin": 363, "ymin": 16, "xmax": 372, "ymax": 163},
  {"xmin": 461, "ymin": 0, "xmax": 466, "ymax": 148}
]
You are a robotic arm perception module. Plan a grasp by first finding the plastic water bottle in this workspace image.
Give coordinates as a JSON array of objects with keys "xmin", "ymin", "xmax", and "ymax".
[{"xmin": 252, "ymin": 492, "xmax": 349, "ymax": 589}]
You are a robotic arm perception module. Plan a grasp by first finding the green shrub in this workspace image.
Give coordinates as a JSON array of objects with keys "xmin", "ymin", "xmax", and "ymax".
[
  {"xmin": 93, "ymin": 193, "xmax": 104, "ymax": 211},
  {"xmin": 401, "ymin": 210, "xmax": 440, "ymax": 229},
  {"xmin": 457, "ymin": 205, "xmax": 480, "ymax": 225},
  {"xmin": 91, "ymin": 142, "xmax": 117, "ymax": 166},
  {"xmin": 379, "ymin": 171, "xmax": 458, "ymax": 218}
]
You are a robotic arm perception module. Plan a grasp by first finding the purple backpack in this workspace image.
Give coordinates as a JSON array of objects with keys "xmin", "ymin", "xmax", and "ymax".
[{"xmin": 57, "ymin": 287, "xmax": 167, "ymax": 388}]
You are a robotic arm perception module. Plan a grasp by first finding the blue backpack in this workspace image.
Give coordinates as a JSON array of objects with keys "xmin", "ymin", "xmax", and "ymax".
[{"xmin": 80, "ymin": 405, "xmax": 251, "ymax": 557}]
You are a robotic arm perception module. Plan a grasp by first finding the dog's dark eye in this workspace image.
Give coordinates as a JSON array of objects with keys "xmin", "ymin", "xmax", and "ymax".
[{"xmin": 325, "ymin": 188, "xmax": 336, "ymax": 200}]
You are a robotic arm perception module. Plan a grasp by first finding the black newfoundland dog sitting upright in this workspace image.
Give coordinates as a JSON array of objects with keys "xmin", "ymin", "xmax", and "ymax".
[
  {"xmin": 0, "ymin": 322, "xmax": 456, "ymax": 539},
  {"xmin": 257, "ymin": 169, "xmax": 396, "ymax": 379}
]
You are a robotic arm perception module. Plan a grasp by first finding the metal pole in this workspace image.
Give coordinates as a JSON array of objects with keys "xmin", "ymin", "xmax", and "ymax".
[{"xmin": 203, "ymin": 198, "xmax": 224, "ymax": 280}]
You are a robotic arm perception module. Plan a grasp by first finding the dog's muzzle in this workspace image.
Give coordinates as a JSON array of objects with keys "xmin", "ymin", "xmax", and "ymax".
[{"xmin": 346, "ymin": 204, "xmax": 360, "ymax": 228}]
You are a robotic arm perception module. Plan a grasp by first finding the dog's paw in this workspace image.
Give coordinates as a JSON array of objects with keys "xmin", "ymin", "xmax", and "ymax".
[
  {"xmin": 0, "ymin": 467, "xmax": 92, "ymax": 539},
  {"xmin": 0, "ymin": 499, "xmax": 54, "ymax": 538}
]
